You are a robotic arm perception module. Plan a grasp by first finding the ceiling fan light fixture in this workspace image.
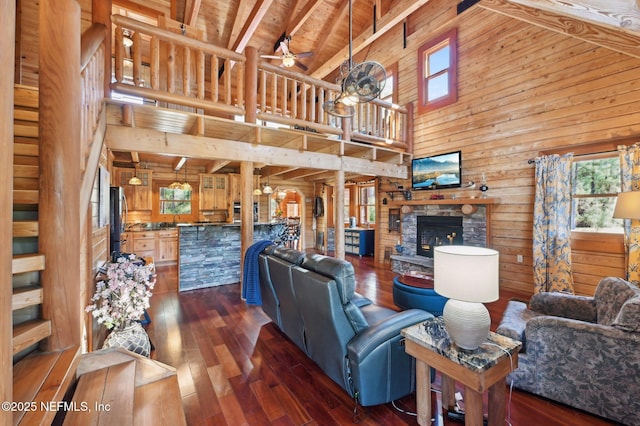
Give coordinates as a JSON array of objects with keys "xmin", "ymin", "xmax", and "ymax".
[
  {"xmin": 122, "ymin": 29, "xmax": 134, "ymax": 47},
  {"xmin": 282, "ymin": 56, "xmax": 296, "ymax": 68}
]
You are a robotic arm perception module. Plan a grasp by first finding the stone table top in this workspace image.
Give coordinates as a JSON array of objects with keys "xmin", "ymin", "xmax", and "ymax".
[{"xmin": 402, "ymin": 316, "xmax": 521, "ymax": 373}]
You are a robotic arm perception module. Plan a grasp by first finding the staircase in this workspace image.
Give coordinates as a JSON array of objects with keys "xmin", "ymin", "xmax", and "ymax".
[
  {"xmin": 11, "ymin": 84, "xmax": 80, "ymax": 425},
  {"xmin": 11, "ymin": 84, "xmax": 186, "ymax": 425}
]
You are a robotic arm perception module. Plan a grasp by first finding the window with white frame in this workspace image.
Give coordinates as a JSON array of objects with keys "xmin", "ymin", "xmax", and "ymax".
[{"xmin": 358, "ymin": 186, "xmax": 376, "ymax": 225}]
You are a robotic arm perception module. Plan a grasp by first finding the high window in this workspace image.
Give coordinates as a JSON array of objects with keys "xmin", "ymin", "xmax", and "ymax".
[
  {"xmin": 417, "ymin": 28, "xmax": 458, "ymax": 113},
  {"xmin": 571, "ymin": 154, "xmax": 622, "ymax": 233}
]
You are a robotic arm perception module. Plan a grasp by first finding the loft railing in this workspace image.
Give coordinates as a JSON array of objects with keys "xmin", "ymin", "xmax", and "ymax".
[
  {"xmin": 111, "ymin": 14, "xmax": 245, "ymax": 116},
  {"xmin": 109, "ymin": 14, "xmax": 409, "ymax": 149}
]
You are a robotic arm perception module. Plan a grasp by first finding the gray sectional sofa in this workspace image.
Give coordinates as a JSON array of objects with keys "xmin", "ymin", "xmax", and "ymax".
[{"xmin": 257, "ymin": 245, "xmax": 432, "ymax": 407}]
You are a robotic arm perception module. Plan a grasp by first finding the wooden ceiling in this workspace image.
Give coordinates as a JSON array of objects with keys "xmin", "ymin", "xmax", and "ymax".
[{"xmin": 110, "ymin": 0, "xmax": 640, "ymax": 179}]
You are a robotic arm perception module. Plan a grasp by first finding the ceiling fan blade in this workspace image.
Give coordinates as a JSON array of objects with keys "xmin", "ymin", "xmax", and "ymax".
[
  {"xmin": 294, "ymin": 61, "xmax": 308, "ymax": 71},
  {"xmin": 280, "ymin": 41, "xmax": 290, "ymax": 55},
  {"xmin": 261, "ymin": 55, "xmax": 282, "ymax": 59},
  {"xmin": 296, "ymin": 52, "xmax": 314, "ymax": 59}
]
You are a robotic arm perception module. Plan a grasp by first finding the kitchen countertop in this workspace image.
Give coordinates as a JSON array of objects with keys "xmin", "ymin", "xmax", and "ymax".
[{"xmin": 125, "ymin": 222, "xmax": 280, "ymax": 231}]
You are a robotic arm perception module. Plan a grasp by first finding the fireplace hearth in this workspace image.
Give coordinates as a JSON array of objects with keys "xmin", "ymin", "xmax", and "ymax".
[{"xmin": 416, "ymin": 216, "xmax": 463, "ymax": 257}]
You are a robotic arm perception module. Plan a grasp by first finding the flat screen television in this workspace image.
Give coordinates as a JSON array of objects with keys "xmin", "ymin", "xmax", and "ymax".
[{"xmin": 411, "ymin": 151, "xmax": 462, "ymax": 190}]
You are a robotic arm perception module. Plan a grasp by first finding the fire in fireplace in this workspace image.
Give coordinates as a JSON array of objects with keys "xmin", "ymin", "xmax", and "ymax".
[{"xmin": 416, "ymin": 216, "xmax": 463, "ymax": 257}]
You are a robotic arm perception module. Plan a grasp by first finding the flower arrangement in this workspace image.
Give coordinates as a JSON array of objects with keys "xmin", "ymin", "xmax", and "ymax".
[{"xmin": 86, "ymin": 254, "xmax": 156, "ymax": 330}]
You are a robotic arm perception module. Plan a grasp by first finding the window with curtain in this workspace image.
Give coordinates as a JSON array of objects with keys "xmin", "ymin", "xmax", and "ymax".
[{"xmin": 571, "ymin": 154, "xmax": 623, "ymax": 233}]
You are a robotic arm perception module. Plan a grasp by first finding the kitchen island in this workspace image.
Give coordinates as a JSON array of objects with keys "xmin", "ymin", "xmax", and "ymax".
[{"xmin": 178, "ymin": 222, "xmax": 284, "ymax": 291}]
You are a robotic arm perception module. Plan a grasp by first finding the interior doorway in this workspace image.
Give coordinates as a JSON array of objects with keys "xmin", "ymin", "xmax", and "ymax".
[{"xmin": 269, "ymin": 187, "xmax": 306, "ymax": 249}]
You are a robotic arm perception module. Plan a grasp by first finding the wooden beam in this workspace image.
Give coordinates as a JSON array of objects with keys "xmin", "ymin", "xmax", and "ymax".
[
  {"xmin": 1, "ymin": 0, "xmax": 15, "ymax": 419},
  {"xmin": 286, "ymin": 0, "xmax": 323, "ymax": 37},
  {"xmin": 306, "ymin": 0, "xmax": 349, "ymax": 72},
  {"xmin": 239, "ymin": 161, "xmax": 254, "ymax": 288},
  {"xmin": 185, "ymin": 0, "xmax": 202, "ymax": 27},
  {"xmin": 39, "ymin": 0, "xmax": 82, "ymax": 351},
  {"xmin": 130, "ymin": 152, "xmax": 140, "ymax": 163},
  {"xmin": 311, "ymin": 0, "xmax": 433, "ymax": 79},
  {"xmin": 334, "ymin": 169, "xmax": 345, "ymax": 260},
  {"xmin": 227, "ymin": 0, "xmax": 253, "ymax": 50},
  {"xmin": 261, "ymin": 166, "xmax": 298, "ymax": 177},
  {"xmin": 479, "ymin": 0, "xmax": 640, "ymax": 59},
  {"xmin": 206, "ymin": 160, "xmax": 231, "ymax": 173},
  {"xmin": 230, "ymin": 0, "xmax": 275, "ymax": 53},
  {"xmin": 112, "ymin": 0, "xmax": 164, "ymax": 18},
  {"xmin": 106, "ymin": 126, "xmax": 408, "ymax": 179}
]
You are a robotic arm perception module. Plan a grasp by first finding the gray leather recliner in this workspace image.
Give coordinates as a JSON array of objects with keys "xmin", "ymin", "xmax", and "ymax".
[{"xmin": 258, "ymin": 246, "xmax": 432, "ymax": 406}]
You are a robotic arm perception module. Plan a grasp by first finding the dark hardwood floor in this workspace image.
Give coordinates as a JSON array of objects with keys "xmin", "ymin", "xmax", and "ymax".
[{"xmin": 145, "ymin": 254, "xmax": 616, "ymax": 425}]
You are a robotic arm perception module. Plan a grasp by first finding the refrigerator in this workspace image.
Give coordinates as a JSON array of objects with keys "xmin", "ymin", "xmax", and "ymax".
[{"xmin": 109, "ymin": 186, "xmax": 128, "ymax": 258}]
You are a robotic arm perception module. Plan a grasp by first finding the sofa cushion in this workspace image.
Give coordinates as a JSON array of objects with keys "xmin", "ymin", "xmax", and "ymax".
[
  {"xmin": 302, "ymin": 254, "xmax": 356, "ymax": 304},
  {"xmin": 594, "ymin": 277, "xmax": 640, "ymax": 326},
  {"xmin": 271, "ymin": 246, "xmax": 306, "ymax": 265},
  {"xmin": 613, "ymin": 296, "xmax": 640, "ymax": 332}
]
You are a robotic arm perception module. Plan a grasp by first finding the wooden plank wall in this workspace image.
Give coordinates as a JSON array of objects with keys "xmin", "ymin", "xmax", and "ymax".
[{"xmin": 374, "ymin": 2, "xmax": 638, "ymax": 296}]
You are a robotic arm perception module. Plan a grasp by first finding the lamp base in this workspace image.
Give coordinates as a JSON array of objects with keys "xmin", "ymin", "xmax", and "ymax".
[{"xmin": 442, "ymin": 299, "xmax": 491, "ymax": 350}]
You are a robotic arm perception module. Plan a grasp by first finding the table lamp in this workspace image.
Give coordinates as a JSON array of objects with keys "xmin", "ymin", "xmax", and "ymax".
[
  {"xmin": 613, "ymin": 191, "xmax": 640, "ymax": 220},
  {"xmin": 434, "ymin": 245, "xmax": 499, "ymax": 350},
  {"xmin": 613, "ymin": 190, "xmax": 640, "ymax": 280}
]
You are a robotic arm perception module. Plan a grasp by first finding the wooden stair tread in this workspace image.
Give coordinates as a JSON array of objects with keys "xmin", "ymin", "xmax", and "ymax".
[
  {"xmin": 134, "ymin": 376, "xmax": 187, "ymax": 425},
  {"xmin": 14, "ymin": 109, "xmax": 39, "ymax": 122},
  {"xmin": 12, "ymin": 286, "xmax": 43, "ymax": 310},
  {"xmin": 13, "ymin": 220, "xmax": 38, "ymax": 238},
  {"xmin": 13, "ymin": 189, "xmax": 39, "ymax": 205},
  {"xmin": 14, "ymin": 141, "xmax": 39, "ymax": 157},
  {"xmin": 13, "ymin": 346, "xmax": 80, "ymax": 426},
  {"xmin": 77, "ymin": 347, "xmax": 177, "ymax": 386},
  {"xmin": 64, "ymin": 361, "xmax": 136, "ymax": 425},
  {"xmin": 13, "ymin": 164, "xmax": 39, "ymax": 179},
  {"xmin": 13, "ymin": 319, "xmax": 52, "ymax": 355},
  {"xmin": 12, "ymin": 253, "xmax": 45, "ymax": 274},
  {"xmin": 65, "ymin": 349, "xmax": 186, "ymax": 425},
  {"xmin": 14, "ymin": 84, "xmax": 39, "ymax": 108},
  {"xmin": 14, "ymin": 123, "xmax": 38, "ymax": 138}
]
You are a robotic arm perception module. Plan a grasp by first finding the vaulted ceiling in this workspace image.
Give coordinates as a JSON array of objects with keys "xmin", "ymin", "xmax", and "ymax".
[{"xmin": 110, "ymin": 0, "xmax": 640, "ymax": 178}]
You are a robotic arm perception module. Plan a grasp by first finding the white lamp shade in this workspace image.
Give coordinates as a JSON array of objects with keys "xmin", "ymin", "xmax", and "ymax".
[
  {"xmin": 434, "ymin": 245, "xmax": 499, "ymax": 303},
  {"xmin": 613, "ymin": 191, "xmax": 640, "ymax": 219}
]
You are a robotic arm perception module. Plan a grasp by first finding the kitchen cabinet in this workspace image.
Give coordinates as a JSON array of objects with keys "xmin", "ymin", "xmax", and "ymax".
[
  {"xmin": 132, "ymin": 231, "xmax": 156, "ymax": 259},
  {"xmin": 200, "ymin": 174, "xmax": 228, "ymax": 211},
  {"xmin": 157, "ymin": 229, "xmax": 178, "ymax": 263},
  {"xmin": 129, "ymin": 229, "xmax": 178, "ymax": 265},
  {"xmin": 345, "ymin": 229, "xmax": 374, "ymax": 257},
  {"xmin": 117, "ymin": 168, "xmax": 152, "ymax": 211}
]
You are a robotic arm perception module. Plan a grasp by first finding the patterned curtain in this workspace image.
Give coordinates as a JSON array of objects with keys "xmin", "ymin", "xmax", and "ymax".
[
  {"xmin": 618, "ymin": 143, "xmax": 640, "ymax": 284},
  {"xmin": 532, "ymin": 153, "xmax": 575, "ymax": 294}
]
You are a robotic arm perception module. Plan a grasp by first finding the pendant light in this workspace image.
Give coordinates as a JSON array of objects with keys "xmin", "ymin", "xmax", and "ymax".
[
  {"xmin": 129, "ymin": 163, "xmax": 142, "ymax": 186},
  {"xmin": 181, "ymin": 162, "xmax": 192, "ymax": 191},
  {"xmin": 169, "ymin": 170, "xmax": 183, "ymax": 190},
  {"xmin": 262, "ymin": 175, "xmax": 273, "ymax": 194}
]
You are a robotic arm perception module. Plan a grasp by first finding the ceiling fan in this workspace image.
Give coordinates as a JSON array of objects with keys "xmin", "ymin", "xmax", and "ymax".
[
  {"xmin": 261, "ymin": 37, "xmax": 314, "ymax": 71},
  {"xmin": 323, "ymin": 0, "xmax": 386, "ymax": 117}
]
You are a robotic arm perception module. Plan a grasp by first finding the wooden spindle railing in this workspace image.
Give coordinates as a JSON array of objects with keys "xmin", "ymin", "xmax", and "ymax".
[
  {"xmin": 80, "ymin": 24, "xmax": 107, "ymax": 174},
  {"xmin": 111, "ymin": 14, "xmax": 245, "ymax": 116},
  {"xmin": 257, "ymin": 61, "xmax": 344, "ymax": 135},
  {"xmin": 351, "ymin": 98, "xmax": 409, "ymax": 149}
]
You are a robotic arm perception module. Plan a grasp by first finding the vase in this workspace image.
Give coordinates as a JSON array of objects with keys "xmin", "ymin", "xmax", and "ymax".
[{"xmin": 102, "ymin": 322, "xmax": 151, "ymax": 357}]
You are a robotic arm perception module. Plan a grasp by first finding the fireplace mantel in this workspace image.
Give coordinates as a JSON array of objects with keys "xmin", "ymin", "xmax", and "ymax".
[{"xmin": 387, "ymin": 197, "xmax": 500, "ymax": 206}]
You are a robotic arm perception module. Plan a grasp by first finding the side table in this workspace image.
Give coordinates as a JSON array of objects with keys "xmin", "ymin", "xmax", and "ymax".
[{"xmin": 402, "ymin": 317, "xmax": 521, "ymax": 426}]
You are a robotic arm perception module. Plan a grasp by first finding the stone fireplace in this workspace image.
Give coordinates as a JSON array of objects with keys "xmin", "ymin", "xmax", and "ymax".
[
  {"xmin": 391, "ymin": 203, "xmax": 487, "ymax": 274},
  {"xmin": 416, "ymin": 216, "xmax": 463, "ymax": 257}
]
